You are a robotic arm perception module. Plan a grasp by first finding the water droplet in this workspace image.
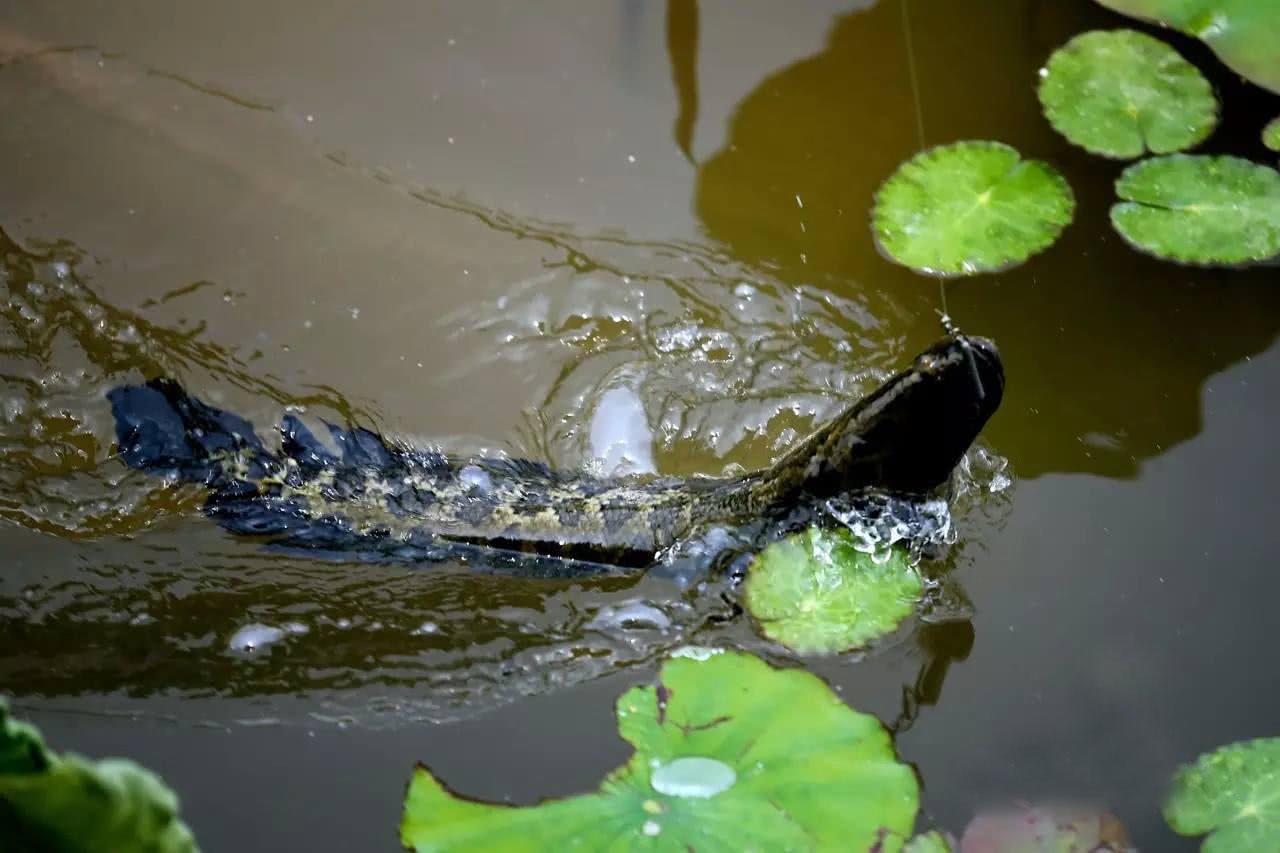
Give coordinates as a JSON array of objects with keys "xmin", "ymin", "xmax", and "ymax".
[{"xmin": 650, "ymin": 757, "xmax": 737, "ymax": 798}]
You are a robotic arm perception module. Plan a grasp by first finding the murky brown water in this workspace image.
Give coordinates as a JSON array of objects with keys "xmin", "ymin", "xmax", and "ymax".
[{"xmin": 1, "ymin": 1, "xmax": 1278, "ymax": 849}]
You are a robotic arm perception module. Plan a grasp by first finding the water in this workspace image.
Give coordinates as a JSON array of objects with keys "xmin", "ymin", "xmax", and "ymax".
[{"xmin": 1, "ymin": 1, "xmax": 1278, "ymax": 849}]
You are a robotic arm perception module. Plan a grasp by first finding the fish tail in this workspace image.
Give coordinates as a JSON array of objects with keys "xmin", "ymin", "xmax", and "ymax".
[{"xmin": 107, "ymin": 378, "xmax": 267, "ymax": 484}]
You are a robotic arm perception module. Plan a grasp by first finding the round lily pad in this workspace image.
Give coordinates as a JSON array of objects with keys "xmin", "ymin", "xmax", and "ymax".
[
  {"xmin": 743, "ymin": 528, "xmax": 922, "ymax": 655},
  {"xmin": 400, "ymin": 651, "xmax": 919, "ymax": 851},
  {"xmin": 1264, "ymin": 117, "xmax": 1280, "ymax": 153},
  {"xmin": 1038, "ymin": 29, "xmax": 1218, "ymax": 159},
  {"xmin": 872, "ymin": 141, "xmax": 1075, "ymax": 276},
  {"xmin": 1111, "ymin": 154, "xmax": 1280, "ymax": 265},
  {"xmin": 1096, "ymin": 0, "xmax": 1280, "ymax": 95},
  {"xmin": 1165, "ymin": 736, "xmax": 1280, "ymax": 851}
]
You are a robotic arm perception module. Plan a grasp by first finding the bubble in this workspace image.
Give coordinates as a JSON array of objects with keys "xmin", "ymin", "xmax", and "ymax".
[{"xmin": 589, "ymin": 602, "xmax": 671, "ymax": 632}]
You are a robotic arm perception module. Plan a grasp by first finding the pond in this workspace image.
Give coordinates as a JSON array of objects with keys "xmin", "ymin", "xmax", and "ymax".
[{"xmin": 1, "ymin": 0, "xmax": 1278, "ymax": 850}]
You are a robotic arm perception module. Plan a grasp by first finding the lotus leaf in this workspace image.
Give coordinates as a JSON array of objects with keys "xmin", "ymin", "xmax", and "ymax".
[
  {"xmin": 904, "ymin": 830, "xmax": 953, "ymax": 852},
  {"xmin": 872, "ymin": 141, "xmax": 1075, "ymax": 277},
  {"xmin": 400, "ymin": 650, "xmax": 919, "ymax": 851},
  {"xmin": 744, "ymin": 528, "xmax": 921, "ymax": 655},
  {"xmin": 1165, "ymin": 737, "xmax": 1280, "ymax": 852},
  {"xmin": 0, "ymin": 700, "xmax": 198, "ymax": 853},
  {"xmin": 1095, "ymin": 0, "xmax": 1280, "ymax": 94},
  {"xmin": 1111, "ymin": 154, "xmax": 1280, "ymax": 264},
  {"xmin": 1264, "ymin": 117, "xmax": 1280, "ymax": 152},
  {"xmin": 1038, "ymin": 30, "xmax": 1217, "ymax": 158}
]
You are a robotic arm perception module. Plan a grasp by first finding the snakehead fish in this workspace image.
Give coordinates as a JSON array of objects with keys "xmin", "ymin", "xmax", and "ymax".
[{"xmin": 107, "ymin": 334, "xmax": 1003, "ymax": 581}]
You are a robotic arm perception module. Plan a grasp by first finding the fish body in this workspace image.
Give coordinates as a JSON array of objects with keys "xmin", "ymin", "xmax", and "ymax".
[{"xmin": 108, "ymin": 335, "xmax": 1004, "ymax": 579}]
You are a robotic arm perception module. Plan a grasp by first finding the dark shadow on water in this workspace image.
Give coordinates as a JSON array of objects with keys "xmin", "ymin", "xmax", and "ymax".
[{"xmin": 693, "ymin": 0, "xmax": 1280, "ymax": 479}]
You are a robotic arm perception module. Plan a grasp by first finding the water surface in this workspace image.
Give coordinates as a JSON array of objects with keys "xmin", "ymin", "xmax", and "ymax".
[{"xmin": 2, "ymin": 1, "xmax": 1278, "ymax": 849}]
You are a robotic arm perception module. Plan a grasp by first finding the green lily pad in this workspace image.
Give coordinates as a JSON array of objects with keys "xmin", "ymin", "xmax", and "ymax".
[
  {"xmin": 743, "ymin": 528, "xmax": 922, "ymax": 655},
  {"xmin": 1264, "ymin": 117, "xmax": 1280, "ymax": 152},
  {"xmin": 1095, "ymin": 0, "xmax": 1280, "ymax": 94},
  {"xmin": 904, "ymin": 830, "xmax": 953, "ymax": 852},
  {"xmin": 872, "ymin": 141, "xmax": 1075, "ymax": 277},
  {"xmin": 401, "ymin": 650, "xmax": 919, "ymax": 851},
  {"xmin": 0, "ymin": 700, "xmax": 198, "ymax": 853},
  {"xmin": 1111, "ymin": 154, "xmax": 1280, "ymax": 264},
  {"xmin": 1038, "ymin": 30, "xmax": 1217, "ymax": 159},
  {"xmin": 1164, "ymin": 737, "xmax": 1280, "ymax": 851}
]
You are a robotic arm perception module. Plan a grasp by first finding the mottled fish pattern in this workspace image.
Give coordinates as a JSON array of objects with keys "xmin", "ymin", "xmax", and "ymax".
[{"xmin": 108, "ymin": 335, "xmax": 1004, "ymax": 579}]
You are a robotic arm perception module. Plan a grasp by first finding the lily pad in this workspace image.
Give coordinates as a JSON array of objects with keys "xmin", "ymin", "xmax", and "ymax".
[
  {"xmin": 1095, "ymin": 0, "xmax": 1280, "ymax": 94},
  {"xmin": 1038, "ymin": 30, "xmax": 1217, "ymax": 158},
  {"xmin": 872, "ymin": 141, "xmax": 1075, "ymax": 276},
  {"xmin": 1111, "ymin": 154, "xmax": 1280, "ymax": 264},
  {"xmin": 905, "ymin": 830, "xmax": 953, "ymax": 852},
  {"xmin": 1264, "ymin": 117, "xmax": 1280, "ymax": 152},
  {"xmin": 400, "ymin": 650, "xmax": 919, "ymax": 851},
  {"xmin": 0, "ymin": 700, "xmax": 198, "ymax": 853},
  {"xmin": 1164, "ymin": 736, "xmax": 1280, "ymax": 851},
  {"xmin": 743, "ymin": 528, "xmax": 922, "ymax": 655}
]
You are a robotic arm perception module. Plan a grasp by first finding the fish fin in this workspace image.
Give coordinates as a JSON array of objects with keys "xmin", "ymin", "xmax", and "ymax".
[{"xmin": 107, "ymin": 378, "xmax": 265, "ymax": 482}]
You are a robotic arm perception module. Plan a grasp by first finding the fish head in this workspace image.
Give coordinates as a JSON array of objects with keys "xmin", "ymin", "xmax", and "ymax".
[{"xmin": 776, "ymin": 333, "xmax": 1005, "ymax": 500}]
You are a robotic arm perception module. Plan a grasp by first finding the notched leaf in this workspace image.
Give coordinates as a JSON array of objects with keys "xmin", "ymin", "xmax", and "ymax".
[{"xmin": 400, "ymin": 651, "xmax": 918, "ymax": 851}]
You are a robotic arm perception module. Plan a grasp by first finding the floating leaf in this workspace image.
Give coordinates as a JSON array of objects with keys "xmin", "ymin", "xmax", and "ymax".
[
  {"xmin": 0, "ymin": 700, "xmax": 198, "ymax": 853},
  {"xmin": 400, "ymin": 650, "xmax": 919, "ymax": 851},
  {"xmin": 744, "ymin": 528, "xmax": 922, "ymax": 655},
  {"xmin": 1038, "ymin": 30, "xmax": 1217, "ymax": 158},
  {"xmin": 1111, "ymin": 154, "xmax": 1280, "ymax": 264},
  {"xmin": 1095, "ymin": 0, "xmax": 1280, "ymax": 94},
  {"xmin": 959, "ymin": 803, "xmax": 1133, "ymax": 852},
  {"xmin": 1264, "ymin": 117, "xmax": 1280, "ymax": 152},
  {"xmin": 872, "ymin": 141, "xmax": 1075, "ymax": 276},
  {"xmin": 905, "ymin": 830, "xmax": 954, "ymax": 852},
  {"xmin": 1165, "ymin": 737, "xmax": 1280, "ymax": 852}
]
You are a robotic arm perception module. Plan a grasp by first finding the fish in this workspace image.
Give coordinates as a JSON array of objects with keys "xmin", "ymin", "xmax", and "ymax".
[{"xmin": 107, "ymin": 334, "xmax": 1003, "ymax": 582}]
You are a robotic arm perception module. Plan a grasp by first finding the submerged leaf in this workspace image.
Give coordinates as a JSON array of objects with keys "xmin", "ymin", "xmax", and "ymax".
[
  {"xmin": 0, "ymin": 700, "xmax": 198, "ymax": 853},
  {"xmin": 872, "ymin": 141, "xmax": 1075, "ymax": 277},
  {"xmin": 744, "ymin": 528, "xmax": 922, "ymax": 655},
  {"xmin": 1164, "ymin": 737, "xmax": 1280, "ymax": 852},
  {"xmin": 1095, "ymin": 0, "xmax": 1280, "ymax": 94},
  {"xmin": 401, "ymin": 651, "xmax": 919, "ymax": 851},
  {"xmin": 1264, "ymin": 117, "xmax": 1280, "ymax": 152},
  {"xmin": 1038, "ymin": 30, "xmax": 1217, "ymax": 158},
  {"xmin": 959, "ymin": 803, "xmax": 1133, "ymax": 852},
  {"xmin": 1110, "ymin": 154, "xmax": 1280, "ymax": 264}
]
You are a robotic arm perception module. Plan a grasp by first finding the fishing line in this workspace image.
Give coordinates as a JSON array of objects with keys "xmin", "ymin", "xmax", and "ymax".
[
  {"xmin": 900, "ymin": 0, "xmax": 953, "ymax": 338},
  {"xmin": 900, "ymin": 0, "xmax": 926, "ymax": 153}
]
